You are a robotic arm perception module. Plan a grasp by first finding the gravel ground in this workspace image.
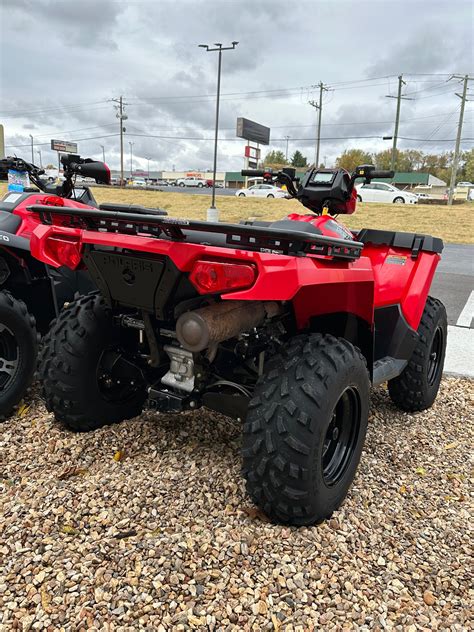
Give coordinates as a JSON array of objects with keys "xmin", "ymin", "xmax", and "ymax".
[{"xmin": 1, "ymin": 377, "xmax": 473, "ymax": 631}]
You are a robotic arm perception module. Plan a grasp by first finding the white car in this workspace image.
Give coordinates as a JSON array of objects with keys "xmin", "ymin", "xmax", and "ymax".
[
  {"xmin": 176, "ymin": 177, "xmax": 207, "ymax": 188},
  {"xmin": 356, "ymin": 182, "xmax": 418, "ymax": 204},
  {"xmin": 236, "ymin": 184, "xmax": 287, "ymax": 199},
  {"xmin": 131, "ymin": 178, "xmax": 147, "ymax": 188}
]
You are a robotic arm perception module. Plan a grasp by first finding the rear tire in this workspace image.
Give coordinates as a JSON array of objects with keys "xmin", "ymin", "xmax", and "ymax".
[
  {"xmin": 267, "ymin": 194, "xmax": 275, "ymax": 198},
  {"xmin": 242, "ymin": 334, "xmax": 370, "ymax": 525},
  {"xmin": 388, "ymin": 296, "xmax": 447, "ymax": 412},
  {"xmin": 39, "ymin": 293, "xmax": 146, "ymax": 432},
  {"xmin": 357, "ymin": 195, "xmax": 362, "ymax": 202},
  {"xmin": 393, "ymin": 196, "xmax": 405, "ymax": 203},
  {"xmin": 0, "ymin": 291, "xmax": 38, "ymax": 421},
  {"xmin": 238, "ymin": 192, "xmax": 245, "ymax": 197}
]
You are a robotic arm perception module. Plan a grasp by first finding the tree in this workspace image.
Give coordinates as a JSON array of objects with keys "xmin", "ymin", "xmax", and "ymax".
[
  {"xmin": 263, "ymin": 150, "xmax": 288, "ymax": 168},
  {"xmin": 335, "ymin": 149, "xmax": 372, "ymax": 172},
  {"xmin": 290, "ymin": 150, "xmax": 308, "ymax": 168},
  {"xmin": 460, "ymin": 149, "xmax": 474, "ymax": 182}
]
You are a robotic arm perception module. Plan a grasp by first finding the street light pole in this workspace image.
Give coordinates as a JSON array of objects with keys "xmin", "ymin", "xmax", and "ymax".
[
  {"xmin": 199, "ymin": 41, "xmax": 239, "ymax": 221},
  {"xmin": 100, "ymin": 144, "xmax": 106, "ymax": 163},
  {"xmin": 29, "ymin": 135, "xmax": 34, "ymax": 163},
  {"xmin": 37, "ymin": 150, "xmax": 42, "ymax": 168},
  {"xmin": 146, "ymin": 157, "xmax": 150, "ymax": 178},
  {"xmin": 285, "ymin": 135, "xmax": 290, "ymax": 161},
  {"xmin": 129, "ymin": 141, "xmax": 134, "ymax": 178}
]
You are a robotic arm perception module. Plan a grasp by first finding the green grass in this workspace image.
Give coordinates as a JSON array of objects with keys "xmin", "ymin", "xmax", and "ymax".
[{"xmin": 1, "ymin": 183, "xmax": 472, "ymax": 244}]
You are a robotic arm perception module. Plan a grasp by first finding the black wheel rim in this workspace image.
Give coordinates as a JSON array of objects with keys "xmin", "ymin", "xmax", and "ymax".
[
  {"xmin": 96, "ymin": 348, "xmax": 143, "ymax": 404},
  {"xmin": 428, "ymin": 326, "xmax": 444, "ymax": 386},
  {"xmin": 322, "ymin": 387, "xmax": 361, "ymax": 486},
  {"xmin": 0, "ymin": 323, "xmax": 20, "ymax": 392}
]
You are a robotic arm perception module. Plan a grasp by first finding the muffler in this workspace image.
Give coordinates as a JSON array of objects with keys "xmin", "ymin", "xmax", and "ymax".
[{"xmin": 176, "ymin": 301, "xmax": 281, "ymax": 352}]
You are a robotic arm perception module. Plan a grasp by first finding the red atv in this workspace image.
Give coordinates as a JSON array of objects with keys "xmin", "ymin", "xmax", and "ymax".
[
  {"xmin": 0, "ymin": 154, "xmax": 109, "ymax": 418},
  {"xmin": 31, "ymin": 164, "xmax": 447, "ymax": 525},
  {"xmin": 0, "ymin": 153, "xmax": 163, "ymax": 419}
]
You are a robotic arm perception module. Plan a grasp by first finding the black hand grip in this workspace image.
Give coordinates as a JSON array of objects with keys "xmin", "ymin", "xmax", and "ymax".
[
  {"xmin": 241, "ymin": 169, "xmax": 267, "ymax": 176},
  {"xmin": 370, "ymin": 170, "xmax": 394, "ymax": 179}
]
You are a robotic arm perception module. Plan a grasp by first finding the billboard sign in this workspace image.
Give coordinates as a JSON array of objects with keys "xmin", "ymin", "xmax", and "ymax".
[
  {"xmin": 236, "ymin": 118, "xmax": 270, "ymax": 145},
  {"xmin": 51, "ymin": 139, "xmax": 78, "ymax": 153}
]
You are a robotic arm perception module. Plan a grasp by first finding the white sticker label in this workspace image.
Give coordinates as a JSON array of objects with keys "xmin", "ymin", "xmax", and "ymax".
[{"xmin": 4, "ymin": 193, "xmax": 23, "ymax": 203}]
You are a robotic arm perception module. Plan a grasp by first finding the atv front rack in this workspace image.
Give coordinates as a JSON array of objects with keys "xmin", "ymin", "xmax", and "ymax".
[{"xmin": 30, "ymin": 205, "xmax": 364, "ymax": 260}]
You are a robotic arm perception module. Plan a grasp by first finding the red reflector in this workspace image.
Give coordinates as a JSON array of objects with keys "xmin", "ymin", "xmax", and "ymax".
[
  {"xmin": 46, "ymin": 236, "xmax": 82, "ymax": 269},
  {"xmin": 189, "ymin": 261, "xmax": 256, "ymax": 294}
]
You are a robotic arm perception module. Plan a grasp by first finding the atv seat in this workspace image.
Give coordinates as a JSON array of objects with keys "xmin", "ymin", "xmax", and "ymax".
[{"xmin": 0, "ymin": 211, "xmax": 21, "ymax": 234}]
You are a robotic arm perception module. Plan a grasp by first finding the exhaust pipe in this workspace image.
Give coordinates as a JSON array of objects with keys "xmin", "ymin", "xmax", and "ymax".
[{"xmin": 176, "ymin": 301, "xmax": 281, "ymax": 352}]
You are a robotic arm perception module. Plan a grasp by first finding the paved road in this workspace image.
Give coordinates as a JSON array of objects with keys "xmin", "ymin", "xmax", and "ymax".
[
  {"xmin": 431, "ymin": 243, "xmax": 474, "ymax": 325},
  {"xmin": 431, "ymin": 243, "xmax": 474, "ymax": 377}
]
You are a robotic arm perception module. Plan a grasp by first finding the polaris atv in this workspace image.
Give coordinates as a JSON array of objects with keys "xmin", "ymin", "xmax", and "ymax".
[
  {"xmin": 0, "ymin": 153, "xmax": 156, "ymax": 419},
  {"xmin": 32, "ymin": 164, "xmax": 447, "ymax": 525}
]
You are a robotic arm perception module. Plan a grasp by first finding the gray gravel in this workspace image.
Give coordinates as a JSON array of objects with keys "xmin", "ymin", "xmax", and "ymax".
[{"xmin": 1, "ymin": 377, "xmax": 473, "ymax": 630}]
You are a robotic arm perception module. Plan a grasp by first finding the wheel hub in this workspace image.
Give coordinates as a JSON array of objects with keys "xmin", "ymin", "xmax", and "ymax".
[{"xmin": 322, "ymin": 387, "xmax": 361, "ymax": 486}]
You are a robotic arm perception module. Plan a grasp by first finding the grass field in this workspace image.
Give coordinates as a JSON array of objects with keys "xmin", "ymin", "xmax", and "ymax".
[{"xmin": 2, "ymin": 183, "xmax": 473, "ymax": 243}]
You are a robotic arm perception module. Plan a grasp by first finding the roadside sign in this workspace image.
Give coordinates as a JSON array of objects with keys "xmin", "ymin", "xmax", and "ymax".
[
  {"xmin": 236, "ymin": 118, "xmax": 270, "ymax": 145},
  {"xmin": 51, "ymin": 139, "xmax": 78, "ymax": 153}
]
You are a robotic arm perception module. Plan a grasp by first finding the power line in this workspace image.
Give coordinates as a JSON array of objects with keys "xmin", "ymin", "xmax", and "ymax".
[{"xmin": 5, "ymin": 133, "xmax": 119, "ymax": 149}]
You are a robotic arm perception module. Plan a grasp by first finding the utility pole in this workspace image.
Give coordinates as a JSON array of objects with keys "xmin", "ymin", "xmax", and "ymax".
[
  {"xmin": 37, "ymin": 150, "xmax": 42, "ymax": 168},
  {"xmin": 386, "ymin": 75, "xmax": 413, "ymax": 172},
  {"xmin": 285, "ymin": 135, "xmax": 290, "ymax": 161},
  {"xmin": 100, "ymin": 144, "xmax": 105, "ymax": 163},
  {"xmin": 199, "ymin": 41, "xmax": 239, "ymax": 221},
  {"xmin": 129, "ymin": 141, "xmax": 134, "ymax": 178},
  {"xmin": 112, "ymin": 96, "xmax": 128, "ymax": 186},
  {"xmin": 145, "ymin": 157, "xmax": 150, "ymax": 178},
  {"xmin": 29, "ymin": 134, "xmax": 34, "ymax": 163},
  {"xmin": 447, "ymin": 74, "xmax": 472, "ymax": 206},
  {"xmin": 308, "ymin": 82, "xmax": 328, "ymax": 168}
]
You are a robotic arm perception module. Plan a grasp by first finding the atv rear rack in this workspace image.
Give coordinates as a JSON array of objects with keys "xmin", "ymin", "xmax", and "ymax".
[{"xmin": 29, "ymin": 205, "xmax": 364, "ymax": 260}]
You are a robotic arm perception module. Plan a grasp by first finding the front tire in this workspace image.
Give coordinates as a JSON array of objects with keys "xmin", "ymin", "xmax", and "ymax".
[
  {"xmin": 242, "ymin": 334, "xmax": 370, "ymax": 525},
  {"xmin": 393, "ymin": 196, "xmax": 405, "ymax": 203},
  {"xmin": 388, "ymin": 296, "xmax": 447, "ymax": 411},
  {"xmin": 39, "ymin": 293, "xmax": 146, "ymax": 432},
  {"xmin": 357, "ymin": 195, "xmax": 362, "ymax": 202},
  {"xmin": 238, "ymin": 192, "xmax": 246, "ymax": 197},
  {"xmin": 267, "ymin": 194, "xmax": 275, "ymax": 198},
  {"xmin": 179, "ymin": 182, "xmax": 185, "ymax": 187},
  {"xmin": 0, "ymin": 291, "xmax": 38, "ymax": 420},
  {"xmin": 197, "ymin": 183, "xmax": 204, "ymax": 188}
]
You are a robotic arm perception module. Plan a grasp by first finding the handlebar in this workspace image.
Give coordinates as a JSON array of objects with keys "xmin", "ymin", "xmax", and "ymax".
[
  {"xmin": 369, "ymin": 170, "xmax": 394, "ymax": 179},
  {"xmin": 241, "ymin": 169, "xmax": 269, "ymax": 177}
]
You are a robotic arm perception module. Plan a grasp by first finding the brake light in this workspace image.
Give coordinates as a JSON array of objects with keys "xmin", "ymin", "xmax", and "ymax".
[
  {"xmin": 46, "ymin": 235, "xmax": 82, "ymax": 269},
  {"xmin": 189, "ymin": 261, "xmax": 256, "ymax": 294}
]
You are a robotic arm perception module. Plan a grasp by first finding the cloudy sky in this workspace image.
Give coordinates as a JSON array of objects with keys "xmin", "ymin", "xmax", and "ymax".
[{"xmin": 1, "ymin": 0, "xmax": 472, "ymax": 172}]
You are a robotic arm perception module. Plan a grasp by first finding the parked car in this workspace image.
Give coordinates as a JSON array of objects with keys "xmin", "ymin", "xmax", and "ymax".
[
  {"xmin": 236, "ymin": 184, "xmax": 287, "ymax": 199},
  {"xmin": 414, "ymin": 192, "xmax": 431, "ymax": 199},
  {"xmin": 131, "ymin": 178, "xmax": 147, "ymax": 188},
  {"xmin": 356, "ymin": 182, "xmax": 418, "ymax": 204},
  {"xmin": 457, "ymin": 181, "xmax": 473, "ymax": 187},
  {"xmin": 176, "ymin": 177, "xmax": 207, "ymax": 188}
]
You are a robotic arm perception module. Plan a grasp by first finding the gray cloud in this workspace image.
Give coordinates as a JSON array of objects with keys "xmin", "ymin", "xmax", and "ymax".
[{"xmin": 1, "ymin": 0, "xmax": 471, "ymax": 170}]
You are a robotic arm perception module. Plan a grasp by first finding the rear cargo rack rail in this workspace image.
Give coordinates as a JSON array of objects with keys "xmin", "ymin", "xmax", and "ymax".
[{"xmin": 29, "ymin": 205, "xmax": 363, "ymax": 260}]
